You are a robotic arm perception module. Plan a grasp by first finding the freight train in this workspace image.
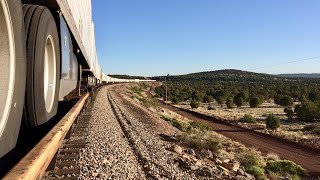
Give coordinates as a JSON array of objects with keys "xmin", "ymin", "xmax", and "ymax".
[{"xmin": 0, "ymin": 0, "xmax": 154, "ymax": 158}]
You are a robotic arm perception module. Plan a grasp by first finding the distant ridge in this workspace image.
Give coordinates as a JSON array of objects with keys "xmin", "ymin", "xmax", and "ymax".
[
  {"xmin": 278, "ymin": 73, "xmax": 320, "ymax": 78},
  {"xmin": 151, "ymin": 69, "xmax": 281, "ymax": 82}
]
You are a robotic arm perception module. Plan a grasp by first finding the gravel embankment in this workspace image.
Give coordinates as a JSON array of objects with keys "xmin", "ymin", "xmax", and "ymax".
[
  {"xmin": 78, "ymin": 86, "xmax": 145, "ymax": 179},
  {"xmin": 79, "ymin": 85, "xmax": 255, "ymax": 179}
]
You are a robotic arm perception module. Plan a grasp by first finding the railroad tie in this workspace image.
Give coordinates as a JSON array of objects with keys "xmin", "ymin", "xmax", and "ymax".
[{"xmin": 47, "ymin": 99, "xmax": 92, "ymax": 179}]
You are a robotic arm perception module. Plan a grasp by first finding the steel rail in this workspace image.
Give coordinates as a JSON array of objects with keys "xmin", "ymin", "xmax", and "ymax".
[{"xmin": 3, "ymin": 93, "xmax": 89, "ymax": 180}]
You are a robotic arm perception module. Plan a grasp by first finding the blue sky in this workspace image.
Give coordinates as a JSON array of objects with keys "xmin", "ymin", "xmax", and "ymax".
[{"xmin": 92, "ymin": 0, "xmax": 320, "ymax": 76}]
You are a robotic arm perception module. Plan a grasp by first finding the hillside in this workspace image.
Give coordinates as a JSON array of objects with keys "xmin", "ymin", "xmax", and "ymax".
[
  {"xmin": 152, "ymin": 69, "xmax": 281, "ymax": 83},
  {"xmin": 278, "ymin": 73, "xmax": 320, "ymax": 78},
  {"xmin": 109, "ymin": 74, "xmax": 149, "ymax": 80}
]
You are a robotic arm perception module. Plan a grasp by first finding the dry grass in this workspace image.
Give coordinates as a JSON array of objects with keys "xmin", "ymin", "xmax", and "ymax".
[
  {"xmin": 236, "ymin": 148, "xmax": 265, "ymax": 169},
  {"xmin": 266, "ymin": 153, "xmax": 280, "ymax": 161},
  {"xmin": 177, "ymin": 130, "xmax": 221, "ymax": 152}
]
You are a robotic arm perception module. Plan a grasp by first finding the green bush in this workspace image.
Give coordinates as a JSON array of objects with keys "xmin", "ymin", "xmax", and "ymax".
[
  {"xmin": 303, "ymin": 123, "xmax": 320, "ymax": 135},
  {"xmin": 203, "ymin": 95, "xmax": 214, "ymax": 103},
  {"xmin": 226, "ymin": 98, "xmax": 234, "ymax": 109},
  {"xmin": 190, "ymin": 100, "xmax": 200, "ymax": 109},
  {"xmin": 246, "ymin": 166, "xmax": 266, "ymax": 180},
  {"xmin": 234, "ymin": 96, "xmax": 244, "ymax": 107},
  {"xmin": 239, "ymin": 114, "xmax": 256, "ymax": 123},
  {"xmin": 236, "ymin": 149, "xmax": 264, "ymax": 169},
  {"xmin": 170, "ymin": 96, "xmax": 179, "ymax": 104},
  {"xmin": 266, "ymin": 114, "xmax": 280, "ymax": 129},
  {"xmin": 279, "ymin": 95, "xmax": 294, "ymax": 107},
  {"xmin": 295, "ymin": 101, "xmax": 320, "ymax": 122},
  {"xmin": 265, "ymin": 160, "xmax": 307, "ymax": 177},
  {"xmin": 250, "ymin": 97, "xmax": 261, "ymax": 108}
]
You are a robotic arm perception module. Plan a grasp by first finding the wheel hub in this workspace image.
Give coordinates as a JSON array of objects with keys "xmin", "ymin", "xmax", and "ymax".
[{"xmin": 44, "ymin": 35, "xmax": 56, "ymax": 113}]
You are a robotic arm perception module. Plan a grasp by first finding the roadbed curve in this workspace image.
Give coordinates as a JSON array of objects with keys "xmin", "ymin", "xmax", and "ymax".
[{"xmin": 161, "ymin": 103, "xmax": 320, "ymax": 176}]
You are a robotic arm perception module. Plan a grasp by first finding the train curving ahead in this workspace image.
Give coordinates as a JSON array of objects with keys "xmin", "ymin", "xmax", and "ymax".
[{"xmin": 0, "ymin": 0, "xmax": 154, "ymax": 158}]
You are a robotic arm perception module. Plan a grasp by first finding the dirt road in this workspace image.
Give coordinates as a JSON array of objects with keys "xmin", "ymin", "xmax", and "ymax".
[{"xmin": 161, "ymin": 104, "xmax": 320, "ymax": 176}]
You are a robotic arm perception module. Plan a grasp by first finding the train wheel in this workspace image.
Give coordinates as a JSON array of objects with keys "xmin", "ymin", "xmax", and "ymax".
[
  {"xmin": 23, "ymin": 5, "xmax": 60, "ymax": 127},
  {"xmin": 0, "ymin": 0, "xmax": 26, "ymax": 157}
]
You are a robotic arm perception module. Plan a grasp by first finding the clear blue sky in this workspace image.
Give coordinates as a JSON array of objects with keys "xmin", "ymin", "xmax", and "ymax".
[{"xmin": 92, "ymin": 0, "xmax": 320, "ymax": 76}]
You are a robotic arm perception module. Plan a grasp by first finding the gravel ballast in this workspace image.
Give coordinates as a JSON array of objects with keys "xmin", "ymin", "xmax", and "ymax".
[{"xmin": 79, "ymin": 85, "xmax": 254, "ymax": 179}]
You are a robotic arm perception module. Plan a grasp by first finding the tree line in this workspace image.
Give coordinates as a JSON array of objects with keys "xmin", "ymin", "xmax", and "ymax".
[{"xmin": 153, "ymin": 70, "xmax": 320, "ymax": 122}]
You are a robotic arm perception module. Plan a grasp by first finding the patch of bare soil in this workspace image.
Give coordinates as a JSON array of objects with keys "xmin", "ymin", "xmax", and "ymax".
[{"xmin": 175, "ymin": 103, "xmax": 320, "ymax": 151}]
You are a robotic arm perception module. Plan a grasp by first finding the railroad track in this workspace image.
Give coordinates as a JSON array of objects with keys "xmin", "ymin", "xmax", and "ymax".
[
  {"xmin": 107, "ymin": 90, "xmax": 157, "ymax": 179},
  {"xmin": 2, "ymin": 92, "xmax": 92, "ymax": 180}
]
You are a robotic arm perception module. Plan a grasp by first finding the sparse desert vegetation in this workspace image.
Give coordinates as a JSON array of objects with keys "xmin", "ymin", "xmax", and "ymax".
[
  {"xmin": 128, "ymin": 82, "xmax": 316, "ymax": 179},
  {"xmin": 153, "ymin": 70, "xmax": 320, "ymax": 151}
]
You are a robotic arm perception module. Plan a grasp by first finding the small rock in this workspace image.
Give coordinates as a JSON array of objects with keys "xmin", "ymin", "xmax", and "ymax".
[
  {"xmin": 218, "ymin": 165, "xmax": 229, "ymax": 172},
  {"xmin": 232, "ymin": 175, "xmax": 247, "ymax": 180},
  {"xmin": 195, "ymin": 160, "xmax": 202, "ymax": 166},
  {"xmin": 175, "ymin": 158, "xmax": 191, "ymax": 170},
  {"xmin": 223, "ymin": 158, "xmax": 231, "ymax": 163},
  {"xmin": 229, "ymin": 170, "xmax": 237, "ymax": 176},
  {"xmin": 222, "ymin": 161, "xmax": 240, "ymax": 171},
  {"xmin": 245, "ymin": 172, "xmax": 255, "ymax": 180},
  {"xmin": 171, "ymin": 145, "xmax": 183, "ymax": 154},
  {"xmin": 237, "ymin": 168, "xmax": 245, "ymax": 176},
  {"xmin": 215, "ymin": 158, "xmax": 222, "ymax": 164},
  {"xmin": 185, "ymin": 148, "xmax": 195, "ymax": 155},
  {"xmin": 200, "ymin": 149, "xmax": 213, "ymax": 159},
  {"xmin": 190, "ymin": 165, "xmax": 199, "ymax": 170},
  {"xmin": 196, "ymin": 167, "xmax": 214, "ymax": 177},
  {"xmin": 231, "ymin": 161, "xmax": 240, "ymax": 171}
]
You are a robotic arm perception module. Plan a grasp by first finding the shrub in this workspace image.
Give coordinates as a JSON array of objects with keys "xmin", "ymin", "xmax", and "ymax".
[
  {"xmin": 131, "ymin": 86, "xmax": 143, "ymax": 96},
  {"xmin": 188, "ymin": 121, "xmax": 211, "ymax": 131},
  {"xmin": 295, "ymin": 101, "xmax": 320, "ymax": 122},
  {"xmin": 308, "ymin": 90, "xmax": 320, "ymax": 102},
  {"xmin": 141, "ymin": 97, "xmax": 160, "ymax": 110},
  {"xmin": 250, "ymin": 97, "xmax": 261, "ymax": 108},
  {"xmin": 234, "ymin": 96, "xmax": 244, "ymax": 107},
  {"xmin": 190, "ymin": 100, "xmax": 200, "ymax": 109},
  {"xmin": 236, "ymin": 149, "xmax": 265, "ymax": 169},
  {"xmin": 279, "ymin": 96, "xmax": 294, "ymax": 107},
  {"xmin": 177, "ymin": 131, "xmax": 220, "ymax": 152},
  {"xmin": 265, "ymin": 160, "xmax": 307, "ymax": 177},
  {"xmin": 226, "ymin": 98, "xmax": 234, "ymax": 109},
  {"xmin": 239, "ymin": 114, "xmax": 256, "ymax": 123},
  {"xmin": 266, "ymin": 114, "xmax": 280, "ymax": 129},
  {"xmin": 170, "ymin": 96, "xmax": 179, "ymax": 104},
  {"xmin": 303, "ymin": 123, "xmax": 320, "ymax": 135},
  {"xmin": 191, "ymin": 91, "xmax": 204, "ymax": 102},
  {"xmin": 207, "ymin": 105, "xmax": 215, "ymax": 110},
  {"xmin": 246, "ymin": 166, "xmax": 266, "ymax": 180},
  {"xmin": 161, "ymin": 116, "xmax": 188, "ymax": 132},
  {"xmin": 203, "ymin": 95, "xmax": 214, "ymax": 103},
  {"xmin": 284, "ymin": 107, "xmax": 294, "ymax": 120}
]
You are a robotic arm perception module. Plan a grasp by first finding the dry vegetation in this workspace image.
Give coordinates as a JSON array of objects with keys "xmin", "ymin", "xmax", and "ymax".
[
  {"xmin": 127, "ymin": 83, "xmax": 309, "ymax": 180},
  {"xmin": 175, "ymin": 101, "xmax": 320, "ymax": 151}
]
